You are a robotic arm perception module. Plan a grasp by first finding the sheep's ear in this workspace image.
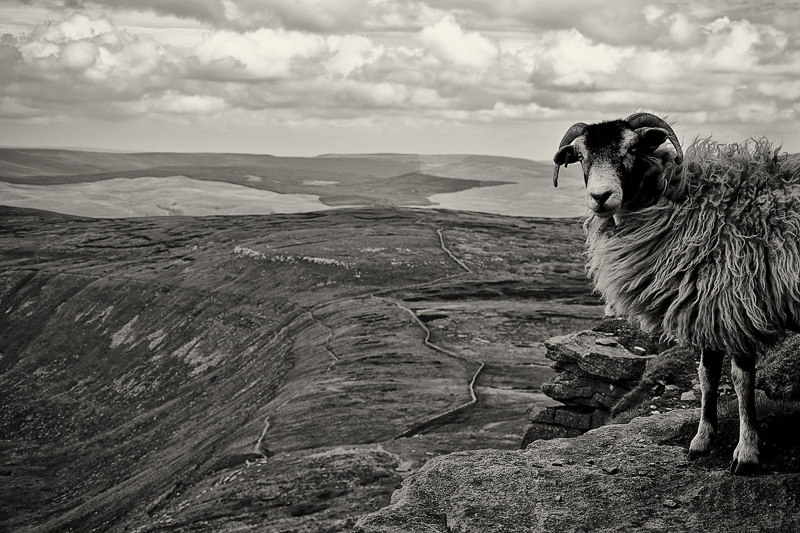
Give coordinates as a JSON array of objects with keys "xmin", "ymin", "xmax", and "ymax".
[
  {"xmin": 637, "ymin": 127, "xmax": 670, "ymax": 154},
  {"xmin": 553, "ymin": 145, "xmax": 580, "ymax": 166}
]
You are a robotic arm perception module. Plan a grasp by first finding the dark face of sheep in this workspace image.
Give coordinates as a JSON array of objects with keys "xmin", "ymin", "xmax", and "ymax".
[{"xmin": 552, "ymin": 113, "xmax": 683, "ymax": 218}]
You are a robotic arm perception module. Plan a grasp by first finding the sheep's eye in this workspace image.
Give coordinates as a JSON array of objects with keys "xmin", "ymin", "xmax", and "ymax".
[{"xmin": 628, "ymin": 145, "xmax": 638, "ymax": 155}]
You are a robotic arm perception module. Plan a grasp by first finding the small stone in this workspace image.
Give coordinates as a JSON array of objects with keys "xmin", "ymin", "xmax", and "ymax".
[
  {"xmin": 595, "ymin": 337, "xmax": 619, "ymax": 346},
  {"xmin": 602, "ymin": 466, "xmax": 619, "ymax": 475},
  {"xmin": 663, "ymin": 499, "xmax": 679, "ymax": 509},
  {"xmin": 665, "ymin": 384, "xmax": 680, "ymax": 391},
  {"xmin": 651, "ymin": 410, "xmax": 661, "ymax": 415},
  {"xmin": 649, "ymin": 404, "xmax": 657, "ymax": 409},
  {"xmin": 681, "ymin": 391, "xmax": 696, "ymax": 401},
  {"xmin": 555, "ymin": 495, "xmax": 563, "ymax": 502},
  {"xmin": 633, "ymin": 346, "xmax": 647, "ymax": 355},
  {"xmin": 552, "ymin": 460, "xmax": 564, "ymax": 466}
]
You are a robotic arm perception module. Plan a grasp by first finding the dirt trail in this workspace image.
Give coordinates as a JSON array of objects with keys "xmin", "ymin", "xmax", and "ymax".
[{"xmin": 378, "ymin": 225, "xmax": 486, "ymax": 439}]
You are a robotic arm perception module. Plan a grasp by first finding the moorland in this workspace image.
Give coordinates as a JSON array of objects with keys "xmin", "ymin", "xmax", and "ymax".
[{"xmin": 0, "ymin": 148, "xmax": 601, "ymax": 531}]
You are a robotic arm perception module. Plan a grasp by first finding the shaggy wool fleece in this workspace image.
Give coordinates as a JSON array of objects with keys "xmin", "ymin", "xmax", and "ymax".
[{"xmin": 585, "ymin": 138, "xmax": 800, "ymax": 359}]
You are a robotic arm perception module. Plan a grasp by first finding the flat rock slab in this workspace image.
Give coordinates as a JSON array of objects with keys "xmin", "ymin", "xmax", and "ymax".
[
  {"xmin": 355, "ymin": 409, "xmax": 800, "ymax": 532},
  {"xmin": 540, "ymin": 372, "xmax": 630, "ymax": 408},
  {"xmin": 545, "ymin": 331, "xmax": 656, "ymax": 383}
]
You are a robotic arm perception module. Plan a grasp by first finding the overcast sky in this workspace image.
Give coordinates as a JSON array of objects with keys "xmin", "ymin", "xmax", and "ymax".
[{"xmin": 0, "ymin": 1, "xmax": 798, "ymax": 160}]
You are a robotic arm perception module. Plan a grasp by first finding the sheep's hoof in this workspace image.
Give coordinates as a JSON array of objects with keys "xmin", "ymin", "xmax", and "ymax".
[
  {"xmin": 688, "ymin": 429, "xmax": 714, "ymax": 460},
  {"xmin": 730, "ymin": 457, "xmax": 760, "ymax": 476},
  {"xmin": 687, "ymin": 447, "xmax": 709, "ymax": 461},
  {"xmin": 731, "ymin": 441, "xmax": 760, "ymax": 475}
]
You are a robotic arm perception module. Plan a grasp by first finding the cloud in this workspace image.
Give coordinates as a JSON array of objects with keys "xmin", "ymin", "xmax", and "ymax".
[
  {"xmin": 325, "ymin": 34, "xmax": 379, "ymax": 77},
  {"xmin": 2, "ymin": 2, "xmax": 800, "ymax": 158},
  {"xmin": 188, "ymin": 28, "xmax": 327, "ymax": 81},
  {"xmin": 418, "ymin": 15, "xmax": 498, "ymax": 69},
  {"xmin": 140, "ymin": 91, "xmax": 227, "ymax": 114},
  {"xmin": 13, "ymin": 12, "xmax": 173, "ymax": 83},
  {"xmin": 0, "ymin": 11, "xmax": 180, "ymax": 121},
  {"xmin": 529, "ymin": 29, "xmax": 632, "ymax": 91},
  {"xmin": 78, "ymin": 0, "xmax": 227, "ymax": 28}
]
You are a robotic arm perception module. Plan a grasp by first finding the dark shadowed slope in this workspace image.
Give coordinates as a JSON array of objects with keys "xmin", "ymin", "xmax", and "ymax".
[{"xmin": 0, "ymin": 206, "xmax": 601, "ymax": 532}]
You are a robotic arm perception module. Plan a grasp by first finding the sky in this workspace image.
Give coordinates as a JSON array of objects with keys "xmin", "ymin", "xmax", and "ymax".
[{"xmin": 0, "ymin": 0, "xmax": 799, "ymax": 160}]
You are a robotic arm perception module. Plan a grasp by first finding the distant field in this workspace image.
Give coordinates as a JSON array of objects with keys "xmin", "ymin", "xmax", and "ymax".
[
  {"xmin": 0, "ymin": 149, "xmax": 586, "ymax": 218},
  {"xmin": 0, "ymin": 177, "xmax": 338, "ymax": 218}
]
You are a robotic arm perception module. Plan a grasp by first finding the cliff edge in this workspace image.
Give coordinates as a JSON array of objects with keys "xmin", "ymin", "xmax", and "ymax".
[{"xmin": 355, "ymin": 407, "xmax": 800, "ymax": 532}]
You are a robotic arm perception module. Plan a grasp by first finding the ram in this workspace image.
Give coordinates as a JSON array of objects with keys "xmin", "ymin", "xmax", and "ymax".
[{"xmin": 552, "ymin": 112, "xmax": 800, "ymax": 475}]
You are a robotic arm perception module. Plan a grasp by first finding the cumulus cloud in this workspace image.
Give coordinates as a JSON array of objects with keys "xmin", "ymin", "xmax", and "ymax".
[
  {"xmin": 529, "ymin": 29, "xmax": 632, "ymax": 90},
  {"xmin": 1, "ymin": 1, "xmax": 800, "ymax": 156},
  {"xmin": 418, "ymin": 15, "xmax": 498, "ymax": 69},
  {"xmin": 325, "ymin": 34, "xmax": 379, "ymax": 77},
  {"xmin": 11, "ymin": 12, "xmax": 173, "ymax": 86},
  {"xmin": 188, "ymin": 28, "xmax": 327, "ymax": 81}
]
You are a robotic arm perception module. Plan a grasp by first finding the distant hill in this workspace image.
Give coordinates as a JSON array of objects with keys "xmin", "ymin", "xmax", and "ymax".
[{"xmin": 0, "ymin": 149, "xmax": 588, "ymax": 218}]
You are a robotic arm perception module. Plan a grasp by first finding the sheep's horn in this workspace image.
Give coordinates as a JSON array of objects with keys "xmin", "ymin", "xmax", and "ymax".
[
  {"xmin": 553, "ymin": 122, "xmax": 588, "ymax": 187},
  {"xmin": 625, "ymin": 112, "xmax": 683, "ymax": 165}
]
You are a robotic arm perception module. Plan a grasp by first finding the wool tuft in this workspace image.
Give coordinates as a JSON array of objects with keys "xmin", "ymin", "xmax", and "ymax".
[{"xmin": 585, "ymin": 137, "xmax": 800, "ymax": 358}]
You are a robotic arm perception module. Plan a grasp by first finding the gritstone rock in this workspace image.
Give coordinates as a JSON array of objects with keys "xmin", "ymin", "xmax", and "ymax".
[
  {"xmin": 522, "ymin": 330, "xmax": 655, "ymax": 445},
  {"xmin": 355, "ymin": 409, "xmax": 800, "ymax": 533}
]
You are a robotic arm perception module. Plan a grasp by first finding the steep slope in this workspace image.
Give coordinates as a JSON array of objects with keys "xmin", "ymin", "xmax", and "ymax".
[{"xmin": 0, "ymin": 206, "xmax": 602, "ymax": 532}]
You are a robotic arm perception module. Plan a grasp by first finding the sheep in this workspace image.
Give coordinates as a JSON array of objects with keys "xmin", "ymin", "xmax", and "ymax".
[{"xmin": 551, "ymin": 112, "xmax": 800, "ymax": 475}]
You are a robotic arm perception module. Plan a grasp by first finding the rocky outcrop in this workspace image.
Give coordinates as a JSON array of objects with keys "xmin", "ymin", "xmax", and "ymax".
[
  {"xmin": 522, "ymin": 330, "xmax": 655, "ymax": 444},
  {"xmin": 355, "ymin": 408, "xmax": 800, "ymax": 533},
  {"xmin": 757, "ymin": 333, "xmax": 800, "ymax": 401}
]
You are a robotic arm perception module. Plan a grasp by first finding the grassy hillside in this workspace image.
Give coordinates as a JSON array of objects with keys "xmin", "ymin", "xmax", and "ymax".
[{"xmin": 0, "ymin": 205, "xmax": 601, "ymax": 532}]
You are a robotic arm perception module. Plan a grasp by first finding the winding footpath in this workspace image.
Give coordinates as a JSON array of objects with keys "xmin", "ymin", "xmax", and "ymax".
[
  {"xmin": 436, "ymin": 227, "xmax": 471, "ymax": 273},
  {"xmin": 384, "ymin": 224, "xmax": 485, "ymax": 439},
  {"xmin": 260, "ymin": 222, "xmax": 486, "ymax": 446}
]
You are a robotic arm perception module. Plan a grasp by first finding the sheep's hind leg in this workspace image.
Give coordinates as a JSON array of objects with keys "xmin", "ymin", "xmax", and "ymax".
[
  {"xmin": 689, "ymin": 348, "xmax": 723, "ymax": 459},
  {"xmin": 730, "ymin": 356, "xmax": 760, "ymax": 475}
]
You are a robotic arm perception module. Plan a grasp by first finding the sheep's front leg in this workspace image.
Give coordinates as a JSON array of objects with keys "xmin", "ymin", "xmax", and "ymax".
[
  {"xmin": 688, "ymin": 348, "xmax": 723, "ymax": 459},
  {"xmin": 730, "ymin": 356, "xmax": 760, "ymax": 475}
]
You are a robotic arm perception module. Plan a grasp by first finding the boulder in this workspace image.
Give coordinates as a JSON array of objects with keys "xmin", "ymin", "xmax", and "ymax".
[
  {"xmin": 544, "ymin": 331, "xmax": 656, "ymax": 383},
  {"xmin": 524, "ymin": 331, "xmax": 655, "ymax": 443},
  {"xmin": 540, "ymin": 373, "xmax": 630, "ymax": 408},
  {"xmin": 355, "ymin": 409, "xmax": 800, "ymax": 533}
]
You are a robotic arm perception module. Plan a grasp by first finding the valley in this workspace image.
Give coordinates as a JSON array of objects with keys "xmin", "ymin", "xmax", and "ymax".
[
  {"xmin": 0, "ymin": 149, "xmax": 588, "ymax": 219},
  {"xmin": 0, "ymin": 205, "xmax": 602, "ymax": 532}
]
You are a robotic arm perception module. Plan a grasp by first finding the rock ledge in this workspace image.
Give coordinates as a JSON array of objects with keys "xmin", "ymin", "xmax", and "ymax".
[
  {"xmin": 523, "ymin": 330, "xmax": 656, "ymax": 443},
  {"xmin": 355, "ymin": 409, "xmax": 800, "ymax": 532}
]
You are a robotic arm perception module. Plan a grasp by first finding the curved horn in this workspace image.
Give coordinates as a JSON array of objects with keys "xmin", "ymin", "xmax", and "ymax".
[
  {"xmin": 625, "ymin": 112, "xmax": 683, "ymax": 164},
  {"xmin": 558, "ymin": 123, "xmax": 589, "ymax": 149},
  {"xmin": 553, "ymin": 122, "xmax": 588, "ymax": 187}
]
